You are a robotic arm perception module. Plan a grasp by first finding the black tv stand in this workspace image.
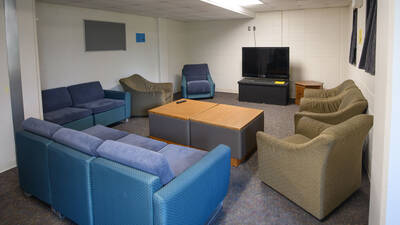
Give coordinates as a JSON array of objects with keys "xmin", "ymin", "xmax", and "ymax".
[{"xmin": 238, "ymin": 77, "xmax": 289, "ymax": 105}]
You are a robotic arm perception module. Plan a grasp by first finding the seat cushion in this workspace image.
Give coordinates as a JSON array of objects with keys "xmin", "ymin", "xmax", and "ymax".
[
  {"xmin": 76, "ymin": 98, "xmax": 125, "ymax": 114},
  {"xmin": 82, "ymin": 125, "xmax": 129, "ymax": 141},
  {"xmin": 282, "ymin": 134, "xmax": 311, "ymax": 144},
  {"xmin": 159, "ymin": 144, "xmax": 207, "ymax": 176},
  {"xmin": 42, "ymin": 87, "xmax": 73, "ymax": 113},
  {"xmin": 52, "ymin": 128, "xmax": 104, "ymax": 156},
  {"xmin": 117, "ymin": 134, "xmax": 167, "ymax": 152},
  {"xmin": 68, "ymin": 81, "xmax": 104, "ymax": 105},
  {"xmin": 22, "ymin": 117, "xmax": 62, "ymax": 139},
  {"xmin": 187, "ymin": 80, "xmax": 211, "ymax": 94},
  {"xmin": 44, "ymin": 107, "xmax": 92, "ymax": 125},
  {"xmin": 97, "ymin": 140, "xmax": 175, "ymax": 185},
  {"xmin": 182, "ymin": 64, "xmax": 209, "ymax": 81}
]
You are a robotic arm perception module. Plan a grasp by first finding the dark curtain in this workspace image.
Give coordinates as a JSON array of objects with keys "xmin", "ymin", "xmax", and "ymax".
[
  {"xmin": 359, "ymin": 0, "xmax": 377, "ymax": 75},
  {"xmin": 349, "ymin": 9, "xmax": 358, "ymax": 65}
]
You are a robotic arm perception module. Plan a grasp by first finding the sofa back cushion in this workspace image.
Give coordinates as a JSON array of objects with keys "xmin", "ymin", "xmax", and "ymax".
[
  {"xmin": 182, "ymin": 64, "xmax": 209, "ymax": 81},
  {"xmin": 22, "ymin": 117, "xmax": 62, "ymax": 139},
  {"xmin": 97, "ymin": 140, "xmax": 175, "ymax": 185},
  {"xmin": 52, "ymin": 128, "xmax": 103, "ymax": 156},
  {"xmin": 42, "ymin": 87, "xmax": 73, "ymax": 113},
  {"xmin": 68, "ymin": 81, "xmax": 104, "ymax": 105},
  {"xmin": 338, "ymin": 88, "xmax": 367, "ymax": 110}
]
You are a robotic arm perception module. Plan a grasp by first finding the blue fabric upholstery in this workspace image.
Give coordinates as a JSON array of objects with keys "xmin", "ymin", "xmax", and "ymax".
[
  {"xmin": 187, "ymin": 80, "xmax": 211, "ymax": 94},
  {"xmin": 63, "ymin": 116, "xmax": 94, "ymax": 131},
  {"xmin": 68, "ymin": 81, "xmax": 104, "ymax": 105},
  {"xmin": 182, "ymin": 64, "xmax": 209, "ymax": 81},
  {"xmin": 44, "ymin": 107, "xmax": 92, "ymax": 125},
  {"xmin": 94, "ymin": 106, "xmax": 126, "ymax": 126},
  {"xmin": 90, "ymin": 158, "xmax": 162, "ymax": 225},
  {"xmin": 154, "ymin": 145, "xmax": 231, "ymax": 225},
  {"xmin": 97, "ymin": 140, "xmax": 175, "ymax": 185},
  {"xmin": 182, "ymin": 64, "xmax": 215, "ymax": 99},
  {"xmin": 52, "ymin": 128, "xmax": 103, "ymax": 156},
  {"xmin": 159, "ymin": 144, "xmax": 207, "ymax": 176},
  {"xmin": 104, "ymin": 90, "xmax": 131, "ymax": 119},
  {"xmin": 82, "ymin": 125, "xmax": 129, "ymax": 141},
  {"xmin": 22, "ymin": 117, "xmax": 62, "ymax": 139},
  {"xmin": 117, "ymin": 134, "xmax": 167, "ymax": 152},
  {"xmin": 15, "ymin": 131, "xmax": 53, "ymax": 205},
  {"xmin": 48, "ymin": 142, "xmax": 95, "ymax": 225},
  {"xmin": 42, "ymin": 87, "xmax": 73, "ymax": 113},
  {"xmin": 76, "ymin": 98, "xmax": 125, "ymax": 114}
]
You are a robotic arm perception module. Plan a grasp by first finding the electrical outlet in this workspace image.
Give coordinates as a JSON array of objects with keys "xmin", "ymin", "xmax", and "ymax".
[{"xmin": 248, "ymin": 26, "xmax": 251, "ymax": 31}]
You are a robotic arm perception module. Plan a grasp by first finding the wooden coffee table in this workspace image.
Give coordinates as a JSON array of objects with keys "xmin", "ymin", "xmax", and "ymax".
[
  {"xmin": 149, "ymin": 99, "xmax": 264, "ymax": 167},
  {"xmin": 148, "ymin": 99, "xmax": 217, "ymax": 145},
  {"xmin": 190, "ymin": 104, "xmax": 264, "ymax": 167}
]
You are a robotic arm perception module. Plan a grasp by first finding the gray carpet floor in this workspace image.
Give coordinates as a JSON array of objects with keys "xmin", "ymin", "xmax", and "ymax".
[{"xmin": 0, "ymin": 92, "xmax": 369, "ymax": 225}]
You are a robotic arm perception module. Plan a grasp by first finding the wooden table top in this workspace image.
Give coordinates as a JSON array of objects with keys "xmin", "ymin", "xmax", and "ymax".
[
  {"xmin": 148, "ymin": 99, "xmax": 218, "ymax": 120},
  {"xmin": 190, "ymin": 104, "xmax": 264, "ymax": 130},
  {"xmin": 295, "ymin": 81, "xmax": 323, "ymax": 87}
]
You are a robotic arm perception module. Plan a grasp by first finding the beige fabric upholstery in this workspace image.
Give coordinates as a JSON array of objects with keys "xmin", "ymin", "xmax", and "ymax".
[
  {"xmin": 303, "ymin": 80, "xmax": 356, "ymax": 98},
  {"xmin": 257, "ymin": 115, "xmax": 373, "ymax": 220},
  {"xmin": 119, "ymin": 74, "xmax": 173, "ymax": 116},
  {"xmin": 295, "ymin": 87, "xmax": 368, "ymax": 126}
]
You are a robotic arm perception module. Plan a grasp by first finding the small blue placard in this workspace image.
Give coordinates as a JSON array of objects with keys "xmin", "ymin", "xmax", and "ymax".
[{"xmin": 136, "ymin": 33, "xmax": 145, "ymax": 43}]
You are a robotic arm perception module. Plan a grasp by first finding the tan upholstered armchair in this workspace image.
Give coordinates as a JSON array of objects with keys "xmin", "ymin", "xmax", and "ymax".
[
  {"xmin": 257, "ymin": 115, "xmax": 373, "ymax": 220},
  {"xmin": 303, "ymin": 79, "xmax": 356, "ymax": 98},
  {"xmin": 119, "ymin": 74, "xmax": 173, "ymax": 116},
  {"xmin": 295, "ymin": 87, "xmax": 368, "ymax": 126}
]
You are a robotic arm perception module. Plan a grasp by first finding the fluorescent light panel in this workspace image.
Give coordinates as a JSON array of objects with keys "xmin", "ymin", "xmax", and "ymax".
[{"xmin": 200, "ymin": 0, "xmax": 260, "ymax": 17}]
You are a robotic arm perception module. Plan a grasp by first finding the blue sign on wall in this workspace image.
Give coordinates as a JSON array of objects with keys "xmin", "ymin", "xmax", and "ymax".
[{"xmin": 136, "ymin": 33, "xmax": 145, "ymax": 43}]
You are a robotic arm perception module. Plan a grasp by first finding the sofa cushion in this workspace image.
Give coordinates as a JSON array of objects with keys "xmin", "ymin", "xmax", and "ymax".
[
  {"xmin": 52, "ymin": 128, "xmax": 103, "ymax": 156},
  {"xmin": 82, "ymin": 125, "xmax": 129, "ymax": 141},
  {"xmin": 117, "ymin": 134, "xmax": 167, "ymax": 152},
  {"xmin": 43, "ymin": 107, "xmax": 92, "ymax": 125},
  {"xmin": 42, "ymin": 87, "xmax": 73, "ymax": 113},
  {"xmin": 282, "ymin": 134, "xmax": 311, "ymax": 144},
  {"xmin": 68, "ymin": 81, "xmax": 104, "ymax": 105},
  {"xmin": 187, "ymin": 80, "xmax": 211, "ymax": 94},
  {"xmin": 22, "ymin": 117, "xmax": 62, "ymax": 139},
  {"xmin": 97, "ymin": 140, "xmax": 175, "ymax": 185},
  {"xmin": 76, "ymin": 98, "xmax": 125, "ymax": 114},
  {"xmin": 159, "ymin": 144, "xmax": 207, "ymax": 176},
  {"xmin": 182, "ymin": 64, "xmax": 209, "ymax": 81}
]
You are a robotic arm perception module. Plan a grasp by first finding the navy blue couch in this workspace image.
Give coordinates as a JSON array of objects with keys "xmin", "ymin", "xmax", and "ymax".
[
  {"xmin": 42, "ymin": 81, "xmax": 131, "ymax": 130},
  {"xmin": 181, "ymin": 64, "xmax": 215, "ymax": 99},
  {"xmin": 16, "ymin": 118, "xmax": 231, "ymax": 225}
]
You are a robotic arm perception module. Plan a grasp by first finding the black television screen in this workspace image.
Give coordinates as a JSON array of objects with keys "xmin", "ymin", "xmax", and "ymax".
[
  {"xmin": 84, "ymin": 20, "xmax": 126, "ymax": 51},
  {"xmin": 242, "ymin": 47, "xmax": 289, "ymax": 79}
]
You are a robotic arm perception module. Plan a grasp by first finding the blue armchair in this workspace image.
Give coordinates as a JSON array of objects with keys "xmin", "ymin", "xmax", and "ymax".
[{"xmin": 181, "ymin": 64, "xmax": 215, "ymax": 99}]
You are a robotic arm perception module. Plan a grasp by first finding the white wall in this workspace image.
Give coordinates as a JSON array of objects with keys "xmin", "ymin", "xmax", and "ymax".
[
  {"xmin": 17, "ymin": 0, "xmax": 42, "ymax": 119},
  {"xmin": 0, "ymin": 0, "xmax": 17, "ymax": 173},
  {"xmin": 185, "ymin": 7, "xmax": 349, "ymax": 96},
  {"xmin": 37, "ymin": 3, "xmax": 161, "ymax": 90}
]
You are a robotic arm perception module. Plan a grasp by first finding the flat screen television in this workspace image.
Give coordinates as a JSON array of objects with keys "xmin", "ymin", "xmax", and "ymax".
[
  {"xmin": 84, "ymin": 20, "xmax": 126, "ymax": 51},
  {"xmin": 242, "ymin": 47, "xmax": 289, "ymax": 79}
]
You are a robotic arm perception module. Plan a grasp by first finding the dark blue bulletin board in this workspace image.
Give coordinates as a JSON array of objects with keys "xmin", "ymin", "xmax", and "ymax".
[{"xmin": 136, "ymin": 33, "xmax": 145, "ymax": 43}]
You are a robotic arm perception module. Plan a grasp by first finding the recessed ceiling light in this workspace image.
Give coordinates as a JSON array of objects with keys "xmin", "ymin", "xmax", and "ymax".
[
  {"xmin": 235, "ymin": 0, "xmax": 263, "ymax": 6},
  {"xmin": 200, "ymin": 0, "xmax": 257, "ymax": 17}
]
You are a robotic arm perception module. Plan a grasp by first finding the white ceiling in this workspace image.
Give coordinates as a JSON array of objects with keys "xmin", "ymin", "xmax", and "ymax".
[{"xmin": 38, "ymin": 0, "xmax": 351, "ymax": 21}]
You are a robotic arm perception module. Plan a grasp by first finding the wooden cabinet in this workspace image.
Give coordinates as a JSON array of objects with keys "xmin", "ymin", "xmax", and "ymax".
[{"xmin": 295, "ymin": 81, "xmax": 323, "ymax": 105}]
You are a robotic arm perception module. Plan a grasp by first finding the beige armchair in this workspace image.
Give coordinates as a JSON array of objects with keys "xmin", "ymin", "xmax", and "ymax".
[
  {"xmin": 119, "ymin": 74, "xmax": 173, "ymax": 116},
  {"xmin": 295, "ymin": 87, "xmax": 368, "ymax": 126},
  {"xmin": 303, "ymin": 79, "xmax": 356, "ymax": 98},
  {"xmin": 257, "ymin": 115, "xmax": 373, "ymax": 220}
]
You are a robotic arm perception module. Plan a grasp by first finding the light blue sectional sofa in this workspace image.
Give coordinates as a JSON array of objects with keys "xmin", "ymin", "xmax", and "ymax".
[
  {"xmin": 16, "ymin": 118, "xmax": 231, "ymax": 225},
  {"xmin": 42, "ymin": 81, "xmax": 131, "ymax": 130}
]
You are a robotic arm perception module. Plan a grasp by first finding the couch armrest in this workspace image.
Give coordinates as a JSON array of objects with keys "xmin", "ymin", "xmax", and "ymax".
[
  {"xmin": 299, "ymin": 96, "xmax": 342, "ymax": 113},
  {"xmin": 208, "ymin": 74, "xmax": 215, "ymax": 97},
  {"xmin": 295, "ymin": 116, "xmax": 332, "ymax": 139},
  {"xmin": 104, "ymin": 90, "xmax": 131, "ymax": 119},
  {"xmin": 181, "ymin": 76, "xmax": 188, "ymax": 98},
  {"xmin": 153, "ymin": 145, "xmax": 231, "ymax": 225}
]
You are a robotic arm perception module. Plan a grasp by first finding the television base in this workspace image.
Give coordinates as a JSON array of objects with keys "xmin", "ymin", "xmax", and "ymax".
[{"xmin": 238, "ymin": 78, "xmax": 289, "ymax": 105}]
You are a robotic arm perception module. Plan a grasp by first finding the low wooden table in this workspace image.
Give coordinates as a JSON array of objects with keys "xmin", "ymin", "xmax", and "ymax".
[
  {"xmin": 295, "ymin": 81, "xmax": 323, "ymax": 105},
  {"xmin": 149, "ymin": 99, "xmax": 264, "ymax": 167},
  {"xmin": 148, "ymin": 99, "xmax": 217, "ymax": 145}
]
